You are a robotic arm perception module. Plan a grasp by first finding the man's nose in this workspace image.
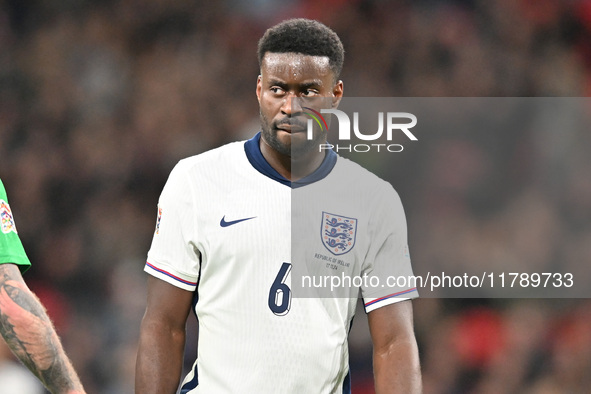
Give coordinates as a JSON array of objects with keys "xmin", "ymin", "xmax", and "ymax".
[{"xmin": 281, "ymin": 93, "xmax": 303, "ymax": 116}]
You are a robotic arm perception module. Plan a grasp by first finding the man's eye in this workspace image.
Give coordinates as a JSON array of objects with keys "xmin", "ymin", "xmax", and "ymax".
[
  {"xmin": 270, "ymin": 87, "xmax": 284, "ymax": 94},
  {"xmin": 303, "ymin": 89, "xmax": 319, "ymax": 97}
]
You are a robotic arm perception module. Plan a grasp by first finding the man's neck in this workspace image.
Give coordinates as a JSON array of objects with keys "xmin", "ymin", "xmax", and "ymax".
[{"xmin": 259, "ymin": 138, "xmax": 326, "ymax": 181}]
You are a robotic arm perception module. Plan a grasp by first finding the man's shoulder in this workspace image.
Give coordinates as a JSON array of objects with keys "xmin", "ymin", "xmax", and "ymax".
[
  {"xmin": 0, "ymin": 178, "xmax": 8, "ymax": 200},
  {"xmin": 334, "ymin": 155, "xmax": 392, "ymax": 191},
  {"xmin": 163, "ymin": 139, "xmax": 249, "ymax": 189},
  {"xmin": 167, "ymin": 140, "xmax": 248, "ymax": 179}
]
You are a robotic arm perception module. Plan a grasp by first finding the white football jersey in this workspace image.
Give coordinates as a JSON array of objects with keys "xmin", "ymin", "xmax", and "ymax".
[{"xmin": 145, "ymin": 132, "xmax": 417, "ymax": 393}]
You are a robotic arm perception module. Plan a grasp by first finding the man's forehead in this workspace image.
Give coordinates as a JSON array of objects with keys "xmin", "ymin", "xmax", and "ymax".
[{"xmin": 261, "ymin": 52, "xmax": 331, "ymax": 77}]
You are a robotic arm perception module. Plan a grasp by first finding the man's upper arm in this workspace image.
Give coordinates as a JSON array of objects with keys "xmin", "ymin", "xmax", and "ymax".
[
  {"xmin": 143, "ymin": 275, "xmax": 194, "ymax": 328},
  {"xmin": 136, "ymin": 275, "xmax": 194, "ymax": 394},
  {"xmin": 368, "ymin": 300, "xmax": 415, "ymax": 349},
  {"xmin": 0, "ymin": 262, "xmax": 24, "ymax": 280},
  {"xmin": 367, "ymin": 300, "xmax": 422, "ymax": 393}
]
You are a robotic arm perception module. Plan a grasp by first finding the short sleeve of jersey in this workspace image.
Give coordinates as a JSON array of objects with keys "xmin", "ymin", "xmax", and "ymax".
[
  {"xmin": 361, "ymin": 182, "xmax": 418, "ymax": 313},
  {"xmin": 145, "ymin": 162, "xmax": 200, "ymax": 291},
  {"xmin": 0, "ymin": 179, "xmax": 31, "ymax": 273}
]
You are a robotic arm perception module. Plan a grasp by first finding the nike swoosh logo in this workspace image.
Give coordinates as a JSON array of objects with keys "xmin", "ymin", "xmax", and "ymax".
[{"xmin": 220, "ymin": 215, "xmax": 257, "ymax": 227}]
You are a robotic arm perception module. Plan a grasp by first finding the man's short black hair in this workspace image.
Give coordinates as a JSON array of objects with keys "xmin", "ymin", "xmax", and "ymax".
[{"xmin": 257, "ymin": 18, "xmax": 344, "ymax": 80}]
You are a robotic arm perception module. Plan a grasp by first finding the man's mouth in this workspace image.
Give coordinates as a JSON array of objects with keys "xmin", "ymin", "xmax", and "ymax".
[{"xmin": 276, "ymin": 123, "xmax": 306, "ymax": 132}]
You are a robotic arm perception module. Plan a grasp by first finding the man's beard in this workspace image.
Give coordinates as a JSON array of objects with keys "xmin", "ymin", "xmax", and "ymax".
[{"xmin": 259, "ymin": 111, "xmax": 326, "ymax": 158}]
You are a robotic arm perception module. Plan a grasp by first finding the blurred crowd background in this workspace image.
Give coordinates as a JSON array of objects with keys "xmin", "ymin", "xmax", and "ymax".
[{"xmin": 1, "ymin": 0, "xmax": 590, "ymax": 393}]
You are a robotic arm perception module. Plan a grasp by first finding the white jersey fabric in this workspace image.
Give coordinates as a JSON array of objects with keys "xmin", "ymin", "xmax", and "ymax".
[{"xmin": 145, "ymin": 132, "xmax": 418, "ymax": 393}]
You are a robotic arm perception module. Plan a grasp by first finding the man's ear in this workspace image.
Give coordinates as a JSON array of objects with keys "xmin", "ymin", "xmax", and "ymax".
[
  {"xmin": 332, "ymin": 80, "xmax": 343, "ymax": 108},
  {"xmin": 256, "ymin": 75, "xmax": 262, "ymax": 102}
]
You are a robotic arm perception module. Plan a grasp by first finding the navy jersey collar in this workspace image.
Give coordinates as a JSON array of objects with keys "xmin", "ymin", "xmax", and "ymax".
[{"xmin": 244, "ymin": 132, "xmax": 337, "ymax": 188}]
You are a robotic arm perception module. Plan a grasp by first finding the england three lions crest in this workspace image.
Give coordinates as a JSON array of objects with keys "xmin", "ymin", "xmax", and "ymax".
[{"xmin": 322, "ymin": 212, "xmax": 357, "ymax": 255}]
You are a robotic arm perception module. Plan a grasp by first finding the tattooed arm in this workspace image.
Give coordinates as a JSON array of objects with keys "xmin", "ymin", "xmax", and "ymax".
[{"xmin": 0, "ymin": 263, "xmax": 85, "ymax": 394}]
